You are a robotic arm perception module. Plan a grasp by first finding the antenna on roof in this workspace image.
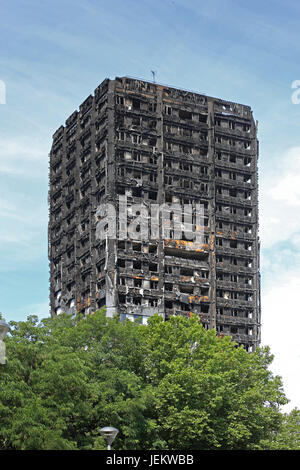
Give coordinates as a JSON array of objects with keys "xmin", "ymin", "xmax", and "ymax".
[{"xmin": 151, "ymin": 70, "xmax": 156, "ymax": 83}]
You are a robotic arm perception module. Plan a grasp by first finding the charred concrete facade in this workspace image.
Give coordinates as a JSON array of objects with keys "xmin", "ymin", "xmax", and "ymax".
[{"xmin": 49, "ymin": 77, "xmax": 261, "ymax": 350}]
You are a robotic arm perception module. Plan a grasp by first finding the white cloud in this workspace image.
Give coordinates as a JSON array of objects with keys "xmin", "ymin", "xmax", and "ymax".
[
  {"xmin": 0, "ymin": 138, "xmax": 49, "ymax": 178},
  {"xmin": 260, "ymin": 146, "xmax": 300, "ymax": 249},
  {"xmin": 260, "ymin": 146, "xmax": 300, "ymax": 410},
  {"xmin": 261, "ymin": 273, "xmax": 300, "ymax": 411},
  {"xmin": 0, "ymin": 193, "xmax": 47, "ymax": 265},
  {"xmin": 0, "ymin": 137, "xmax": 48, "ymax": 264},
  {"xmin": 268, "ymin": 154, "xmax": 300, "ymax": 207}
]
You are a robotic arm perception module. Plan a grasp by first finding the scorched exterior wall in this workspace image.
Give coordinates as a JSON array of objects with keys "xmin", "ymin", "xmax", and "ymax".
[{"xmin": 48, "ymin": 76, "xmax": 260, "ymax": 350}]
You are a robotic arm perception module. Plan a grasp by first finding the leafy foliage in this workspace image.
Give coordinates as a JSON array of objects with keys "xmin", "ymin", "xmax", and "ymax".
[
  {"xmin": 0, "ymin": 310, "xmax": 294, "ymax": 450},
  {"xmin": 259, "ymin": 409, "xmax": 300, "ymax": 450}
]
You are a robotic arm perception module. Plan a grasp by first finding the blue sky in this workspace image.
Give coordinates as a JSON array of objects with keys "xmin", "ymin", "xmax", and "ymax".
[{"xmin": 1, "ymin": 0, "xmax": 300, "ymax": 410}]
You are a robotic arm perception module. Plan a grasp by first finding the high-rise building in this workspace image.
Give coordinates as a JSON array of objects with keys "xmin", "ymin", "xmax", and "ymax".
[{"xmin": 48, "ymin": 76, "xmax": 260, "ymax": 350}]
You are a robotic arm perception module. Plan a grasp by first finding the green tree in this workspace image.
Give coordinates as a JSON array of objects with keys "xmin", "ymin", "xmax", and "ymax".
[
  {"xmin": 0, "ymin": 311, "xmax": 291, "ymax": 450},
  {"xmin": 260, "ymin": 409, "xmax": 300, "ymax": 450}
]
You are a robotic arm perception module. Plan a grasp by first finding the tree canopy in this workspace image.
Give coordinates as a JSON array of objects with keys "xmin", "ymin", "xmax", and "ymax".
[{"xmin": 0, "ymin": 310, "xmax": 297, "ymax": 450}]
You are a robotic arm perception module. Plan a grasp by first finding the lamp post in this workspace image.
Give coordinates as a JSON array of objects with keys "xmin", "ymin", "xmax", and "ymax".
[
  {"xmin": 99, "ymin": 426, "xmax": 119, "ymax": 450},
  {"xmin": 0, "ymin": 318, "xmax": 10, "ymax": 365}
]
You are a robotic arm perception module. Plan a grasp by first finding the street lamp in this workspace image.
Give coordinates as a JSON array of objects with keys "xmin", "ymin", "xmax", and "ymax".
[
  {"xmin": 99, "ymin": 426, "xmax": 119, "ymax": 450},
  {"xmin": 0, "ymin": 318, "xmax": 10, "ymax": 365}
]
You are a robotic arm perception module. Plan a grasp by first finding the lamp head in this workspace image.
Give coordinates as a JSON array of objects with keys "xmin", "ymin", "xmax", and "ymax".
[
  {"xmin": 99, "ymin": 426, "xmax": 119, "ymax": 445},
  {"xmin": 0, "ymin": 319, "xmax": 10, "ymax": 341}
]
